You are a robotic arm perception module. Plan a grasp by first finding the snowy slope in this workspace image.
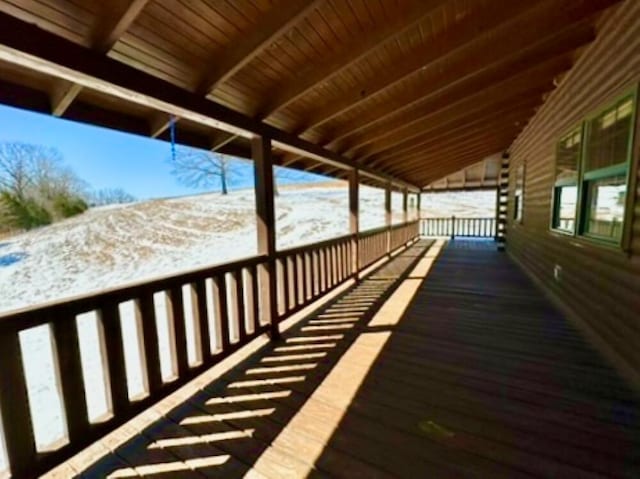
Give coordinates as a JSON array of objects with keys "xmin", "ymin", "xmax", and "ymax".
[{"xmin": 0, "ymin": 183, "xmax": 392, "ymax": 313}]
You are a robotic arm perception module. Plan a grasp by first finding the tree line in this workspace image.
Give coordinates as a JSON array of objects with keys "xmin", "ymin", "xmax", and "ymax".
[{"xmin": 0, "ymin": 142, "xmax": 135, "ymax": 233}]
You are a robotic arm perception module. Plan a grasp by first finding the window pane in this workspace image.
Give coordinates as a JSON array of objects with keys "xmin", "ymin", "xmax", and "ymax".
[
  {"xmin": 553, "ymin": 186, "xmax": 577, "ymax": 232},
  {"xmin": 585, "ymin": 97, "xmax": 634, "ymax": 172},
  {"xmin": 555, "ymin": 128, "xmax": 581, "ymax": 185},
  {"xmin": 514, "ymin": 164, "xmax": 524, "ymax": 222},
  {"xmin": 585, "ymin": 175, "xmax": 626, "ymax": 240}
]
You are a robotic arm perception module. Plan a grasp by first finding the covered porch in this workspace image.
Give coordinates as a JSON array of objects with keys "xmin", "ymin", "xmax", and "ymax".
[
  {"xmin": 0, "ymin": 0, "xmax": 639, "ymax": 477},
  {"xmin": 50, "ymin": 240, "xmax": 640, "ymax": 478}
]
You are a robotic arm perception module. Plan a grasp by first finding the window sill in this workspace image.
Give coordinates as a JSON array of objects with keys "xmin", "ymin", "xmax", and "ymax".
[{"xmin": 547, "ymin": 229, "xmax": 631, "ymax": 257}]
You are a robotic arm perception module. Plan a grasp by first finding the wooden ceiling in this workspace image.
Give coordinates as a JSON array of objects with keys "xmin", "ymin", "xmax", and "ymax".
[{"xmin": 0, "ymin": 0, "xmax": 621, "ymax": 188}]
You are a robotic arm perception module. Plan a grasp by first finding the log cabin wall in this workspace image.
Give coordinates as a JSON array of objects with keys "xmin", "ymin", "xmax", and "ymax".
[{"xmin": 506, "ymin": 0, "xmax": 640, "ymax": 388}]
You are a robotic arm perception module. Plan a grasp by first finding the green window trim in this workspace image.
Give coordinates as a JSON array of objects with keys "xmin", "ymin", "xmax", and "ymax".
[{"xmin": 550, "ymin": 84, "xmax": 638, "ymax": 249}]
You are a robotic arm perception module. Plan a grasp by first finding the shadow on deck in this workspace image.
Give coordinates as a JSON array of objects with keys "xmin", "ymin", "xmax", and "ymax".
[{"xmin": 63, "ymin": 240, "xmax": 640, "ymax": 478}]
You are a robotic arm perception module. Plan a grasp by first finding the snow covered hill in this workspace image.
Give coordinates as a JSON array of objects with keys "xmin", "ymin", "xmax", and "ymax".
[{"xmin": 0, "ymin": 183, "xmax": 397, "ymax": 313}]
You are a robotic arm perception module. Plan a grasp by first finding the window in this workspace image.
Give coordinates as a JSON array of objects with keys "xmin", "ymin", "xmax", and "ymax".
[
  {"xmin": 550, "ymin": 88, "xmax": 637, "ymax": 247},
  {"xmin": 514, "ymin": 163, "xmax": 524, "ymax": 222},
  {"xmin": 581, "ymin": 95, "xmax": 635, "ymax": 242},
  {"xmin": 552, "ymin": 128, "xmax": 581, "ymax": 233}
]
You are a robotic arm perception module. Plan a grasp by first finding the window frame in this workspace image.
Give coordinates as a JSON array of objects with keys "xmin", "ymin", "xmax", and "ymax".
[
  {"xmin": 550, "ymin": 124, "xmax": 583, "ymax": 236},
  {"xmin": 513, "ymin": 162, "xmax": 525, "ymax": 224},
  {"xmin": 578, "ymin": 87, "xmax": 637, "ymax": 247},
  {"xmin": 549, "ymin": 85, "xmax": 638, "ymax": 250}
]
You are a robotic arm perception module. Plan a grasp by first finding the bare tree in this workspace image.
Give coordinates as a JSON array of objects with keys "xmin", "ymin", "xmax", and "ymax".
[
  {"xmin": 90, "ymin": 188, "xmax": 136, "ymax": 206},
  {"xmin": 169, "ymin": 147, "xmax": 235, "ymax": 195},
  {"xmin": 0, "ymin": 142, "xmax": 58, "ymax": 199}
]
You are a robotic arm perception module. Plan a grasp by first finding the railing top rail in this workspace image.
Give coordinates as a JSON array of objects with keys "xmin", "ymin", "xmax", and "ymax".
[
  {"xmin": 0, "ymin": 253, "xmax": 268, "ymax": 328},
  {"xmin": 275, "ymin": 233, "xmax": 353, "ymax": 257},
  {"xmin": 420, "ymin": 216, "xmax": 495, "ymax": 220}
]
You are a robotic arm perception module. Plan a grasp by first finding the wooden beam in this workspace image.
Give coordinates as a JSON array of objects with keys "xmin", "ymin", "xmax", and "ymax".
[
  {"xmin": 380, "ymin": 130, "xmax": 522, "ymax": 176},
  {"xmin": 387, "ymin": 139, "xmax": 516, "ymax": 182},
  {"xmin": 210, "ymin": 132, "xmax": 238, "ymax": 152},
  {"xmin": 197, "ymin": 0, "xmax": 321, "ymax": 95},
  {"xmin": 324, "ymin": 19, "xmax": 599, "ymax": 152},
  {"xmin": 367, "ymin": 97, "xmax": 541, "ymax": 167},
  {"xmin": 257, "ymin": 0, "xmax": 449, "ymax": 117},
  {"xmin": 149, "ymin": 113, "xmax": 173, "ymax": 138},
  {"xmin": 50, "ymin": 80, "xmax": 82, "ymax": 116},
  {"xmin": 354, "ymin": 55, "xmax": 570, "ymax": 161},
  {"xmin": 0, "ymin": 12, "xmax": 417, "ymax": 191},
  {"xmin": 93, "ymin": 0, "xmax": 150, "ymax": 53},
  {"xmin": 295, "ymin": 0, "xmax": 539, "ymax": 133},
  {"xmin": 252, "ymin": 134, "xmax": 278, "ymax": 339}
]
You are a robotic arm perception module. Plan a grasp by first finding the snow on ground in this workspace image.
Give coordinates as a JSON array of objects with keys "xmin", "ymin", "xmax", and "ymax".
[
  {"xmin": 0, "ymin": 185, "xmax": 487, "ymax": 467},
  {"xmin": 0, "ymin": 182, "xmax": 410, "ymax": 465}
]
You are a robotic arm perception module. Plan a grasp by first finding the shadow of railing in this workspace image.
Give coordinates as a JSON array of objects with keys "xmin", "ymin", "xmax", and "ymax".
[{"xmin": 73, "ymin": 240, "xmax": 435, "ymax": 478}]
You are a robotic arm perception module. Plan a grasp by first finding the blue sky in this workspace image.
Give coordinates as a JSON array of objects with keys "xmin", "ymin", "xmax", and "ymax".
[{"xmin": 0, "ymin": 104, "xmax": 322, "ymax": 200}]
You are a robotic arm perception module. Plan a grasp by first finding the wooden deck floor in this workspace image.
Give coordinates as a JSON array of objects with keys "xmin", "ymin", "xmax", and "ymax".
[{"xmin": 60, "ymin": 239, "xmax": 640, "ymax": 478}]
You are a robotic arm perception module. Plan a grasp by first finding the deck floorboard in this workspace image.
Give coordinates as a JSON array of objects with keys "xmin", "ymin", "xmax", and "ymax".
[{"xmin": 62, "ymin": 239, "xmax": 639, "ymax": 478}]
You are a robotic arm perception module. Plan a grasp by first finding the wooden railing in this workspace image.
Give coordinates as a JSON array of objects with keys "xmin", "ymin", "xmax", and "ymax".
[
  {"xmin": 420, "ymin": 217, "xmax": 496, "ymax": 238},
  {"xmin": 0, "ymin": 220, "xmax": 420, "ymax": 477},
  {"xmin": 275, "ymin": 233, "xmax": 354, "ymax": 319}
]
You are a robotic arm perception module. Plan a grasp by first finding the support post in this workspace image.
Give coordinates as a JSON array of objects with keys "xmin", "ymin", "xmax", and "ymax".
[
  {"xmin": 402, "ymin": 187, "xmax": 408, "ymax": 224},
  {"xmin": 497, "ymin": 152, "xmax": 510, "ymax": 251},
  {"xmin": 417, "ymin": 191, "xmax": 422, "ymax": 235},
  {"xmin": 253, "ymin": 134, "xmax": 279, "ymax": 339},
  {"xmin": 385, "ymin": 182, "xmax": 392, "ymax": 254},
  {"xmin": 349, "ymin": 169, "xmax": 359, "ymax": 278}
]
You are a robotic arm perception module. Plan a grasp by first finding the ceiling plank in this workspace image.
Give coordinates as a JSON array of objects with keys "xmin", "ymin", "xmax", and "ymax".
[
  {"xmin": 50, "ymin": 80, "xmax": 82, "ymax": 116},
  {"xmin": 380, "ymin": 128, "xmax": 523, "ymax": 173},
  {"xmin": 415, "ymin": 147, "xmax": 509, "ymax": 186},
  {"xmin": 328, "ymin": 21, "xmax": 595, "ymax": 153},
  {"xmin": 257, "ymin": 0, "xmax": 449, "ymax": 117},
  {"xmin": 92, "ymin": 0, "xmax": 150, "ymax": 53},
  {"xmin": 295, "ymin": 0, "xmax": 540, "ymax": 133},
  {"xmin": 369, "ymin": 102, "xmax": 538, "ymax": 168},
  {"xmin": 354, "ymin": 56, "xmax": 570, "ymax": 161},
  {"xmin": 197, "ymin": 0, "xmax": 321, "ymax": 95},
  {"xmin": 381, "ymin": 134, "xmax": 520, "ymax": 178},
  {"xmin": 0, "ymin": 12, "xmax": 417, "ymax": 191}
]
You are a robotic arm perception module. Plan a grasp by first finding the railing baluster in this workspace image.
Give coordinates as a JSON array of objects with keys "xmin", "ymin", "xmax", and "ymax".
[
  {"xmin": 212, "ymin": 275, "xmax": 230, "ymax": 351},
  {"xmin": 244, "ymin": 266, "xmax": 258, "ymax": 335},
  {"xmin": 100, "ymin": 303, "xmax": 129, "ymax": 416},
  {"xmin": 167, "ymin": 287, "xmax": 188, "ymax": 375},
  {"xmin": 137, "ymin": 292, "xmax": 162, "ymax": 394},
  {"xmin": 232, "ymin": 270, "xmax": 246, "ymax": 342},
  {"xmin": 0, "ymin": 329, "xmax": 37, "ymax": 477},
  {"xmin": 193, "ymin": 280, "xmax": 210, "ymax": 363},
  {"xmin": 288, "ymin": 255, "xmax": 297, "ymax": 310},
  {"xmin": 51, "ymin": 313, "xmax": 90, "ymax": 445}
]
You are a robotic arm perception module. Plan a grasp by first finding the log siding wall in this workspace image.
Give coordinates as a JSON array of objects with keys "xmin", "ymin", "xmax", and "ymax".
[{"xmin": 507, "ymin": 0, "xmax": 640, "ymax": 387}]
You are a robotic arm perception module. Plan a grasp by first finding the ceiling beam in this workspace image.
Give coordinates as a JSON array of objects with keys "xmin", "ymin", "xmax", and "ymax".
[
  {"xmin": 383, "ymin": 129, "xmax": 522, "ymax": 173},
  {"xmin": 149, "ymin": 113, "xmax": 174, "ymax": 138},
  {"xmin": 329, "ymin": 21, "xmax": 595, "ymax": 153},
  {"xmin": 294, "ymin": 0, "xmax": 540, "ymax": 134},
  {"xmin": 393, "ymin": 141, "xmax": 513, "ymax": 185},
  {"xmin": 256, "ymin": 0, "xmax": 449, "ymax": 117},
  {"xmin": 92, "ymin": 0, "xmax": 150, "ymax": 53},
  {"xmin": 49, "ymin": 1, "xmax": 150, "ymax": 118},
  {"xmin": 0, "ymin": 12, "xmax": 417, "ymax": 191},
  {"xmin": 210, "ymin": 132, "xmax": 238, "ymax": 152},
  {"xmin": 367, "ymin": 100, "xmax": 540, "ymax": 167},
  {"xmin": 50, "ymin": 80, "xmax": 82, "ymax": 116},
  {"xmin": 416, "ymin": 148, "xmax": 508, "ymax": 186},
  {"xmin": 197, "ymin": 0, "xmax": 321, "ymax": 95},
  {"xmin": 367, "ymin": 96, "xmax": 541, "ymax": 164},
  {"xmin": 355, "ymin": 56, "xmax": 569, "ymax": 161},
  {"xmin": 380, "ymin": 133, "xmax": 519, "ymax": 179}
]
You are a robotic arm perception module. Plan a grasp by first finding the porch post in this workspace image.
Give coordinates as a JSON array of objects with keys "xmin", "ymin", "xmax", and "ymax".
[
  {"xmin": 252, "ymin": 134, "xmax": 279, "ymax": 339},
  {"xmin": 349, "ymin": 168, "xmax": 359, "ymax": 278},
  {"xmin": 385, "ymin": 182, "xmax": 392, "ymax": 254},
  {"xmin": 402, "ymin": 187, "xmax": 408, "ymax": 224}
]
